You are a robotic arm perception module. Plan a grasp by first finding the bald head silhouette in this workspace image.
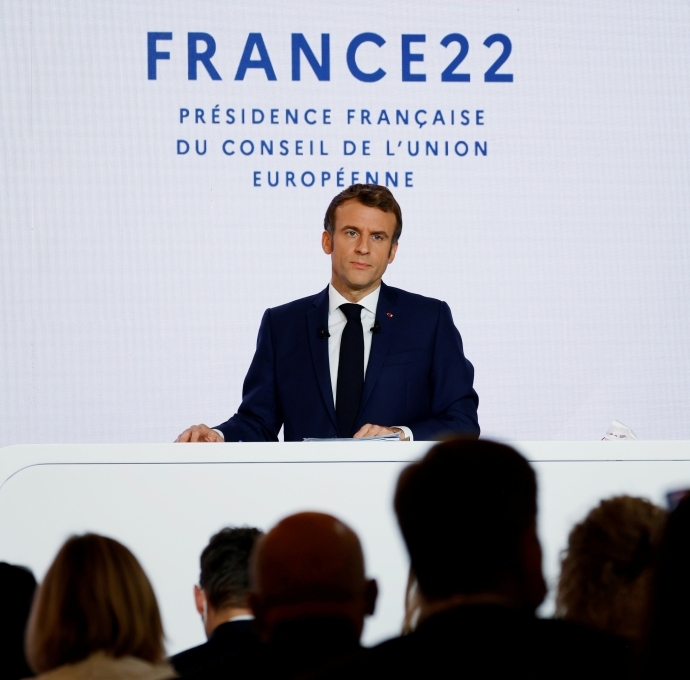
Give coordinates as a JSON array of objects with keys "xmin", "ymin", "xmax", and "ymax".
[{"xmin": 249, "ymin": 512, "xmax": 377, "ymax": 641}]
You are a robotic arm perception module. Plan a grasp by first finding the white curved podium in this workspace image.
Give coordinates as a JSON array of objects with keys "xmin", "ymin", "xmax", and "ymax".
[{"xmin": 1, "ymin": 441, "xmax": 689, "ymax": 653}]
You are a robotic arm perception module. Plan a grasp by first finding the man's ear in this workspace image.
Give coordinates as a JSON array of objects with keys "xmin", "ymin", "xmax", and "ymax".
[
  {"xmin": 194, "ymin": 585, "xmax": 205, "ymax": 617},
  {"xmin": 322, "ymin": 230, "xmax": 334, "ymax": 255},
  {"xmin": 387, "ymin": 241, "xmax": 398, "ymax": 264},
  {"xmin": 364, "ymin": 578, "xmax": 378, "ymax": 617}
]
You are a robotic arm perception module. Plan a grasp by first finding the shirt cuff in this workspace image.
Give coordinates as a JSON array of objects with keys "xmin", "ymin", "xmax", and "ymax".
[
  {"xmin": 212, "ymin": 428, "xmax": 225, "ymax": 441},
  {"xmin": 393, "ymin": 426, "xmax": 413, "ymax": 441}
]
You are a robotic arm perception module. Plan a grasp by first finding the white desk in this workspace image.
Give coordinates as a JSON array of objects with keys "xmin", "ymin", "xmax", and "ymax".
[{"xmin": 1, "ymin": 441, "xmax": 689, "ymax": 653}]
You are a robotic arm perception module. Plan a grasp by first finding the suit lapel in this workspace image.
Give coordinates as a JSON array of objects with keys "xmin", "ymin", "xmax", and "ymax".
[
  {"xmin": 358, "ymin": 282, "xmax": 398, "ymax": 415},
  {"xmin": 307, "ymin": 287, "xmax": 337, "ymax": 427}
]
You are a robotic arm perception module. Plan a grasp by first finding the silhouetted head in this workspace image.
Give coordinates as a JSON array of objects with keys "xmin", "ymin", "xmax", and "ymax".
[
  {"xmin": 556, "ymin": 495, "xmax": 666, "ymax": 640},
  {"xmin": 249, "ymin": 512, "xmax": 377, "ymax": 642},
  {"xmin": 395, "ymin": 439, "xmax": 546, "ymax": 612},
  {"xmin": 194, "ymin": 526, "xmax": 263, "ymax": 637},
  {"xmin": 26, "ymin": 534, "xmax": 165, "ymax": 673}
]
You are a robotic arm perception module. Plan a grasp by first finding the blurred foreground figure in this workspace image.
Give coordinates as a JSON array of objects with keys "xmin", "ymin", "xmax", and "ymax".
[
  {"xmin": 25, "ymin": 534, "xmax": 174, "ymax": 680},
  {"xmin": 556, "ymin": 496, "xmax": 666, "ymax": 642},
  {"xmin": 314, "ymin": 439, "xmax": 631, "ymax": 680},
  {"xmin": 189, "ymin": 512, "xmax": 376, "ymax": 680},
  {"xmin": 642, "ymin": 494, "xmax": 690, "ymax": 677},
  {"xmin": 0, "ymin": 562, "xmax": 37, "ymax": 679},
  {"xmin": 171, "ymin": 527, "xmax": 262, "ymax": 675}
]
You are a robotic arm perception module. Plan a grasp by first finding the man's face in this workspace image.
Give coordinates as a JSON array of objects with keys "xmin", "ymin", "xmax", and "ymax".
[{"xmin": 322, "ymin": 199, "xmax": 398, "ymax": 294}]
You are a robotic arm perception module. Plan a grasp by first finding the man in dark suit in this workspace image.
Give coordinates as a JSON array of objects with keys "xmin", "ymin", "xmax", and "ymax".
[
  {"xmin": 176, "ymin": 183, "xmax": 478, "ymax": 443},
  {"xmin": 170, "ymin": 527, "xmax": 262, "ymax": 675},
  {"xmin": 313, "ymin": 440, "xmax": 632, "ymax": 680},
  {"xmin": 185, "ymin": 512, "xmax": 376, "ymax": 680}
]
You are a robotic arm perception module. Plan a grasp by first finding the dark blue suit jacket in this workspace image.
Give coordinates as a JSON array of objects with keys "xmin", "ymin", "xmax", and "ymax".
[
  {"xmin": 215, "ymin": 282, "xmax": 479, "ymax": 441},
  {"xmin": 169, "ymin": 619, "xmax": 259, "ymax": 675}
]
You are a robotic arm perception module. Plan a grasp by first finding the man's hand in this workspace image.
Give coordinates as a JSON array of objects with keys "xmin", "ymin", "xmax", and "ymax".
[
  {"xmin": 175, "ymin": 424, "xmax": 223, "ymax": 443},
  {"xmin": 353, "ymin": 424, "xmax": 406, "ymax": 440}
]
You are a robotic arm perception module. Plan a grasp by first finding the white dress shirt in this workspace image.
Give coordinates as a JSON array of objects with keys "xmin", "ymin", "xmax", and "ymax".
[
  {"xmin": 327, "ymin": 283, "xmax": 379, "ymax": 400},
  {"xmin": 215, "ymin": 285, "xmax": 412, "ymax": 441},
  {"xmin": 328, "ymin": 284, "xmax": 412, "ymax": 440},
  {"xmin": 227, "ymin": 614, "xmax": 255, "ymax": 622}
]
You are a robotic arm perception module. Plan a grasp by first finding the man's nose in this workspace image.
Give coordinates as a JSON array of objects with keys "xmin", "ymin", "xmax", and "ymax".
[{"xmin": 355, "ymin": 237, "xmax": 369, "ymax": 253}]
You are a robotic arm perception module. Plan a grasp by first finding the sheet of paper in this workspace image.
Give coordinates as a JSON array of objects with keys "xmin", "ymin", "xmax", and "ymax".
[
  {"xmin": 602, "ymin": 420, "xmax": 638, "ymax": 441},
  {"xmin": 303, "ymin": 434, "xmax": 401, "ymax": 442}
]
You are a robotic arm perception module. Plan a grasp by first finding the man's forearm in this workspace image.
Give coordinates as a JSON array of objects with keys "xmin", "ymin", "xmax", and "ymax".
[
  {"xmin": 213, "ymin": 412, "xmax": 279, "ymax": 442},
  {"xmin": 408, "ymin": 410, "xmax": 480, "ymax": 442}
]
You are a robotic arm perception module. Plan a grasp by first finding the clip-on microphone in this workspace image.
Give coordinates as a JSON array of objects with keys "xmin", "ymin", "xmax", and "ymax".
[{"xmin": 370, "ymin": 319, "xmax": 381, "ymax": 334}]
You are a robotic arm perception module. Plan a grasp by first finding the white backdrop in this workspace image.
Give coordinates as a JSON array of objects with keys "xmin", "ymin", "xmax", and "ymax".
[{"xmin": 2, "ymin": 1, "xmax": 690, "ymax": 445}]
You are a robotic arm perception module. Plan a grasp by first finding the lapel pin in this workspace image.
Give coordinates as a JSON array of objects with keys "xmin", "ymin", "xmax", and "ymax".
[{"xmin": 387, "ymin": 312, "xmax": 393, "ymax": 317}]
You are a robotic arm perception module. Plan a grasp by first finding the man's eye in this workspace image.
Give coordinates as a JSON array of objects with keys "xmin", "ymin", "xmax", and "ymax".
[
  {"xmin": 372, "ymin": 235, "xmax": 382, "ymax": 241},
  {"xmin": 346, "ymin": 230, "xmax": 357, "ymax": 236}
]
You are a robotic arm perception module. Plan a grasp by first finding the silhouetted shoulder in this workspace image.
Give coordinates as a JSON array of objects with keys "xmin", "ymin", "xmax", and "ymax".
[
  {"xmin": 170, "ymin": 620, "xmax": 260, "ymax": 676},
  {"xmin": 170, "ymin": 641, "xmax": 208, "ymax": 675},
  {"xmin": 535, "ymin": 617, "xmax": 634, "ymax": 676},
  {"xmin": 308, "ymin": 608, "xmax": 633, "ymax": 680}
]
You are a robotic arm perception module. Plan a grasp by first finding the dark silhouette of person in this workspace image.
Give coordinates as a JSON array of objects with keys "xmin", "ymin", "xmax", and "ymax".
[
  {"xmin": 556, "ymin": 495, "xmax": 666, "ymax": 643},
  {"xmin": 188, "ymin": 512, "xmax": 376, "ymax": 680},
  {"xmin": 313, "ymin": 439, "xmax": 632, "ymax": 680},
  {"xmin": 25, "ymin": 534, "xmax": 172, "ymax": 680},
  {"xmin": 0, "ymin": 562, "xmax": 37, "ymax": 680},
  {"xmin": 170, "ymin": 527, "xmax": 263, "ymax": 675},
  {"xmin": 642, "ymin": 493, "xmax": 690, "ymax": 677}
]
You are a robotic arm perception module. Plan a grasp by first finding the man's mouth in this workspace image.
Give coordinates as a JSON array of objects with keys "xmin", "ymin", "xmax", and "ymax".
[{"xmin": 351, "ymin": 262, "xmax": 371, "ymax": 269}]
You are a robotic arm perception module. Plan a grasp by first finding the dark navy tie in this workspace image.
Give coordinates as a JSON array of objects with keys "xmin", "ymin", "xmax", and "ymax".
[{"xmin": 336, "ymin": 303, "xmax": 364, "ymax": 438}]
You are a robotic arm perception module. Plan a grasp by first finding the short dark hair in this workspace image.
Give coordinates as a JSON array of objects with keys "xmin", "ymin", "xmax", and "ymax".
[
  {"xmin": 200, "ymin": 527, "xmax": 263, "ymax": 609},
  {"xmin": 324, "ymin": 184, "xmax": 402, "ymax": 244},
  {"xmin": 394, "ymin": 439, "xmax": 537, "ymax": 600}
]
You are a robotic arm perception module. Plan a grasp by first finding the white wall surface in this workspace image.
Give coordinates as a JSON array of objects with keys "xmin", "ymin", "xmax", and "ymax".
[{"xmin": 1, "ymin": 1, "xmax": 689, "ymax": 445}]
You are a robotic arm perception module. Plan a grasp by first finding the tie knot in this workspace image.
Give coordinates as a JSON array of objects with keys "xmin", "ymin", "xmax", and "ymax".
[{"xmin": 340, "ymin": 303, "xmax": 363, "ymax": 320}]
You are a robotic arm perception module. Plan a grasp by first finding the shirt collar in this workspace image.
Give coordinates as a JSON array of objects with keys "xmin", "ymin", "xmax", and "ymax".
[{"xmin": 328, "ymin": 283, "xmax": 381, "ymax": 316}]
